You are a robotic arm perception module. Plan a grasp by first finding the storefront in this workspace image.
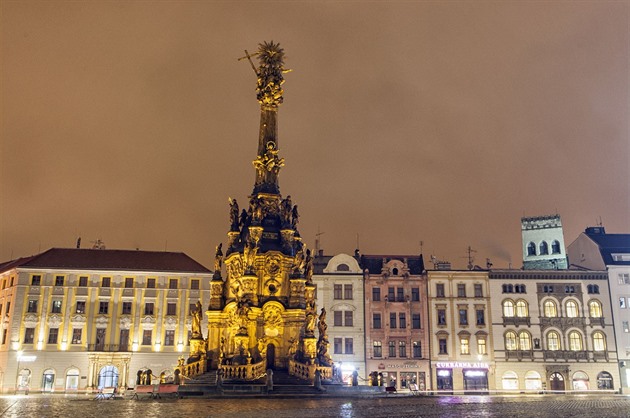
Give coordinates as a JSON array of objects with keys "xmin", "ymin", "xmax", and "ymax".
[
  {"xmin": 367, "ymin": 360, "xmax": 429, "ymax": 391},
  {"xmin": 434, "ymin": 361, "xmax": 490, "ymax": 393}
]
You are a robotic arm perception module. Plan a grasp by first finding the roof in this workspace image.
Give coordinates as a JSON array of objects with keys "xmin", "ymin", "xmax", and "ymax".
[
  {"xmin": 360, "ymin": 254, "xmax": 425, "ymax": 275},
  {"xmin": 0, "ymin": 248, "xmax": 211, "ymax": 274},
  {"xmin": 585, "ymin": 231, "xmax": 630, "ymax": 266}
]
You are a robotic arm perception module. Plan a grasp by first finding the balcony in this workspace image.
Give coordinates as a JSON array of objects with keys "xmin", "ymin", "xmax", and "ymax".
[
  {"xmin": 87, "ymin": 344, "xmax": 130, "ymax": 352},
  {"xmin": 540, "ymin": 317, "xmax": 586, "ymax": 329},
  {"xmin": 502, "ymin": 316, "xmax": 531, "ymax": 327},
  {"xmin": 543, "ymin": 350, "xmax": 588, "ymax": 361},
  {"xmin": 505, "ymin": 350, "xmax": 534, "ymax": 361}
]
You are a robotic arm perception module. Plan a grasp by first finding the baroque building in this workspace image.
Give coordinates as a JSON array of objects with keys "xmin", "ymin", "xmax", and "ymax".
[
  {"xmin": 313, "ymin": 253, "xmax": 366, "ymax": 383},
  {"xmin": 0, "ymin": 248, "xmax": 211, "ymax": 393},
  {"xmin": 362, "ymin": 255, "xmax": 429, "ymax": 391},
  {"xmin": 427, "ymin": 270, "xmax": 495, "ymax": 393},
  {"xmin": 567, "ymin": 226, "xmax": 630, "ymax": 393},
  {"xmin": 186, "ymin": 42, "xmax": 333, "ymax": 383}
]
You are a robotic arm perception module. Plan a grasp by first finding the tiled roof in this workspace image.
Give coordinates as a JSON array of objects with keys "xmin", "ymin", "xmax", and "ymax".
[
  {"xmin": 360, "ymin": 255, "xmax": 425, "ymax": 275},
  {"xmin": 0, "ymin": 248, "xmax": 211, "ymax": 274}
]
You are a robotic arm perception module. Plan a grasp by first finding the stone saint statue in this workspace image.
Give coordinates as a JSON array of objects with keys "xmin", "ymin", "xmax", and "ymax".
[
  {"xmin": 214, "ymin": 243, "xmax": 223, "ymax": 273},
  {"xmin": 229, "ymin": 198, "xmax": 239, "ymax": 231},
  {"xmin": 318, "ymin": 307, "xmax": 328, "ymax": 338},
  {"xmin": 191, "ymin": 300, "xmax": 203, "ymax": 338}
]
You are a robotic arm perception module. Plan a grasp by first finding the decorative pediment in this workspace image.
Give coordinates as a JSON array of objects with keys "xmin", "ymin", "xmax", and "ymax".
[
  {"xmin": 48, "ymin": 314, "xmax": 62, "ymax": 328},
  {"xmin": 23, "ymin": 314, "xmax": 38, "ymax": 328},
  {"xmin": 163, "ymin": 316, "xmax": 178, "ymax": 330},
  {"xmin": 119, "ymin": 315, "xmax": 132, "ymax": 330},
  {"xmin": 331, "ymin": 303, "xmax": 356, "ymax": 312},
  {"xmin": 95, "ymin": 315, "xmax": 110, "ymax": 329},
  {"xmin": 141, "ymin": 315, "xmax": 156, "ymax": 330},
  {"xmin": 70, "ymin": 315, "xmax": 86, "ymax": 325}
]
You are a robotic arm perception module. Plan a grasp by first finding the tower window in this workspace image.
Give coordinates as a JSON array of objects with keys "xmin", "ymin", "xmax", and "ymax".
[
  {"xmin": 551, "ymin": 240, "xmax": 561, "ymax": 254},
  {"xmin": 539, "ymin": 241, "xmax": 549, "ymax": 255},
  {"xmin": 527, "ymin": 242, "xmax": 536, "ymax": 256}
]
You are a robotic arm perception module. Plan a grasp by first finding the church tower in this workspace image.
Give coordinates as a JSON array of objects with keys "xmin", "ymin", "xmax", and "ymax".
[
  {"xmin": 189, "ymin": 42, "xmax": 332, "ymax": 382},
  {"xmin": 521, "ymin": 214, "xmax": 568, "ymax": 270}
]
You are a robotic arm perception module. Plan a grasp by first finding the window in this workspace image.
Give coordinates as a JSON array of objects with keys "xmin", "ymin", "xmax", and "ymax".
[
  {"xmin": 372, "ymin": 287, "xmax": 381, "ymax": 301},
  {"xmin": 438, "ymin": 338, "xmax": 448, "ymax": 355},
  {"xmin": 436, "ymin": 283, "xmax": 445, "ymax": 297},
  {"xmin": 519, "ymin": 331, "xmax": 531, "ymax": 350},
  {"xmin": 334, "ymin": 338, "xmax": 342, "ymax": 354},
  {"xmin": 589, "ymin": 300, "xmax": 602, "ymax": 318},
  {"xmin": 624, "ymin": 321, "xmax": 629, "ymax": 333},
  {"xmin": 551, "ymin": 240, "xmax": 561, "ymax": 254},
  {"xmin": 79, "ymin": 276, "xmax": 88, "ymax": 287},
  {"xmin": 457, "ymin": 284, "xmax": 466, "ymax": 297},
  {"xmin": 101, "ymin": 277, "xmax": 111, "ymax": 287},
  {"xmin": 165, "ymin": 330, "xmax": 175, "ymax": 346},
  {"xmin": 72, "ymin": 328, "xmax": 82, "ymax": 344},
  {"xmin": 474, "ymin": 284, "xmax": 483, "ymax": 297},
  {"xmin": 565, "ymin": 285, "xmax": 575, "ymax": 294},
  {"xmin": 544, "ymin": 300, "xmax": 557, "ymax": 317},
  {"xmin": 539, "ymin": 241, "xmax": 549, "ymax": 255},
  {"xmin": 2, "ymin": 329, "xmax": 6, "ymax": 345},
  {"xmin": 476, "ymin": 309, "xmax": 485, "ymax": 325},
  {"xmin": 399, "ymin": 313, "xmax": 406, "ymax": 329},
  {"xmin": 515, "ymin": 284, "xmax": 526, "ymax": 293},
  {"xmin": 47, "ymin": 328, "xmax": 58, "ymax": 344},
  {"xmin": 569, "ymin": 331, "xmax": 583, "ymax": 351},
  {"xmin": 51, "ymin": 300, "xmax": 62, "ymax": 314},
  {"xmin": 547, "ymin": 331, "xmax": 560, "ymax": 350},
  {"xmin": 437, "ymin": 309, "xmax": 446, "ymax": 325},
  {"xmin": 412, "ymin": 313, "xmax": 421, "ymax": 329},
  {"xmin": 24, "ymin": 327, "xmax": 35, "ymax": 344},
  {"xmin": 390, "ymin": 313, "xmax": 397, "ymax": 329},
  {"xmin": 55, "ymin": 276, "xmax": 64, "ymax": 286},
  {"xmin": 118, "ymin": 301, "xmax": 131, "ymax": 315},
  {"xmin": 398, "ymin": 341, "xmax": 407, "ymax": 357},
  {"xmin": 373, "ymin": 341, "xmax": 382, "ymax": 357},
  {"xmin": 344, "ymin": 284, "xmax": 353, "ymax": 300},
  {"xmin": 397, "ymin": 287, "xmax": 404, "ymax": 302},
  {"xmin": 503, "ymin": 300, "xmax": 515, "ymax": 317},
  {"xmin": 142, "ymin": 330, "xmax": 152, "ymax": 345},
  {"xmin": 460, "ymin": 337, "xmax": 469, "ymax": 354},
  {"xmin": 619, "ymin": 274, "xmax": 630, "ymax": 285},
  {"xmin": 148, "ymin": 278, "xmax": 157, "ymax": 289},
  {"xmin": 388, "ymin": 341, "xmax": 396, "ymax": 357},
  {"xmin": 593, "ymin": 332, "xmax": 606, "ymax": 351},
  {"xmin": 543, "ymin": 285, "xmax": 554, "ymax": 293},
  {"xmin": 31, "ymin": 275, "xmax": 41, "ymax": 286},
  {"xmin": 27, "ymin": 300, "xmax": 38, "ymax": 313},
  {"xmin": 124, "ymin": 277, "xmax": 134, "ymax": 288},
  {"xmin": 516, "ymin": 300, "xmax": 528, "ymax": 317},
  {"xmin": 334, "ymin": 311, "xmax": 342, "ymax": 326},
  {"xmin": 169, "ymin": 279, "xmax": 177, "ymax": 289},
  {"xmin": 587, "ymin": 284, "xmax": 599, "ymax": 294},
  {"xmin": 344, "ymin": 311, "xmax": 353, "ymax": 327},
  {"xmin": 373, "ymin": 313, "xmax": 381, "ymax": 329},
  {"xmin": 527, "ymin": 242, "xmax": 536, "ymax": 256},
  {"xmin": 503, "ymin": 284, "xmax": 514, "ymax": 293},
  {"xmin": 167, "ymin": 303, "xmax": 177, "ymax": 316},
  {"xmin": 505, "ymin": 331, "xmax": 517, "ymax": 350},
  {"xmin": 566, "ymin": 300, "xmax": 579, "ymax": 317},
  {"xmin": 120, "ymin": 329, "xmax": 129, "ymax": 351},
  {"xmin": 411, "ymin": 287, "xmax": 420, "ymax": 301},
  {"xmin": 345, "ymin": 338, "xmax": 353, "ymax": 354},
  {"xmin": 99, "ymin": 301, "xmax": 109, "ymax": 314},
  {"xmin": 76, "ymin": 301, "xmax": 86, "ymax": 314},
  {"xmin": 144, "ymin": 302, "xmax": 154, "ymax": 315},
  {"xmin": 459, "ymin": 309, "xmax": 468, "ymax": 325},
  {"xmin": 5, "ymin": 302, "xmax": 10, "ymax": 315},
  {"xmin": 620, "ymin": 298, "xmax": 627, "ymax": 309},
  {"xmin": 334, "ymin": 284, "xmax": 342, "ymax": 299},
  {"xmin": 413, "ymin": 341, "xmax": 421, "ymax": 358},
  {"xmin": 477, "ymin": 338, "xmax": 487, "ymax": 355},
  {"xmin": 388, "ymin": 287, "xmax": 395, "ymax": 301}
]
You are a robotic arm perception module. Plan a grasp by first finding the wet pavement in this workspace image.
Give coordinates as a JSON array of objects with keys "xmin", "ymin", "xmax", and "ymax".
[{"xmin": 0, "ymin": 393, "xmax": 629, "ymax": 418}]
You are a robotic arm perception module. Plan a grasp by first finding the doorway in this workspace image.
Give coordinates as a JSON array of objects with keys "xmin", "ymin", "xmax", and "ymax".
[
  {"xmin": 549, "ymin": 372, "xmax": 565, "ymax": 391},
  {"xmin": 42, "ymin": 369, "xmax": 55, "ymax": 392}
]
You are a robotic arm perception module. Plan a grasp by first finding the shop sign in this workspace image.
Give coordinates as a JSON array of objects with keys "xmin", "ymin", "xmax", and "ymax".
[
  {"xmin": 378, "ymin": 362, "xmax": 420, "ymax": 369},
  {"xmin": 435, "ymin": 362, "xmax": 488, "ymax": 369}
]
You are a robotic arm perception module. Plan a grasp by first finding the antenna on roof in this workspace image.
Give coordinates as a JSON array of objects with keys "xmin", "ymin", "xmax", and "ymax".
[
  {"xmin": 597, "ymin": 216, "xmax": 603, "ymax": 227},
  {"xmin": 76, "ymin": 237, "xmax": 81, "ymax": 249},
  {"xmin": 461, "ymin": 246, "xmax": 477, "ymax": 270},
  {"xmin": 91, "ymin": 239, "xmax": 106, "ymax": 250},
  {"xmin": 419, "ymin": 240, "xmax": 424, "ymax": 255},
  {"xmin": 315, "ymin": 227, "xmax": 325, "ymax": 255}
]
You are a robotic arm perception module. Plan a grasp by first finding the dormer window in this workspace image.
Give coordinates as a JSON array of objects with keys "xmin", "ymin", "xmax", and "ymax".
[{"xmin": 336, "ymin": 264, "xmax": 350, "ymax": 272}]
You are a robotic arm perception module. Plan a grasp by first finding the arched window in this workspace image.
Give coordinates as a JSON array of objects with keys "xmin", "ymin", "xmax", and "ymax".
[
  {"xmin": 503, "ymin": 300, "xmax": 515, "ymax": 318},
  {"xmin": 547, "ymin": 331, "xmax": 560, "ymax": 351},
  {"xmin": 551, "ymin": 240, "xmax": 561, "ymax": 254},
  {"xmin": 516, "ymin": 300, "xmax": 528, "ymax": 317},
  {"xmin": 539, "ymin": 241, "xmax": 549, "ymax": 255},
  {"xmin": 502, "ymin": 371, "xmax": 519, "ymax": 390},
  {"xmin": 566, "ymin": 300, "xmax": 579, "ymax": 318},
  {"xmin": 518, "ymin": 331, "xmax": 532, "ymax": 350},
  {"xmin": 527, "ymin": 242, "xmax": 536, "ymax": 256},
  {"xmin": 544, "ymin": 300, "xmax": 557, "ymax": 317},
  {"xmin": 572, "ymin": 371, "xmax": 589, "ymax": 391},
  {"xmin": 593, "ymin": 332, "xmax": 606, "ymax": 351},
  {"xmin": 505, "ymin": 331, "xmax": 518, "ymax": 351},
  {"xmin": 336, "ymin": 264, "xmax": 350, "ymax": 272},
  {"xmin": 597, "ymin": 372, "xmax": 613, "ymax": 390},
  {"xmin": 589, "ymin": 300, "xmax": 602, "ymax": 318},
  {"xmin": 525, "ymin": 371, "xmax": 542, "ymax": 390},
  {"xmin": 587, "ymin": 284, "xmax": 600, "ymax": 294},
  {"xmin": 569, "ymin": 331, "xmax": 583, "ymax": 351}
]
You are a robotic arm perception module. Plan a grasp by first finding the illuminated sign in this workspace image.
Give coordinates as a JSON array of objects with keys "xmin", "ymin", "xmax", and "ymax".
[
  {"xmin": 18, "ymin": 355, "xmax": 37, "ymax": 362},
  {"xmin": 379, "ymin": 362, "xmax": 420, "ymax": 369},
  {"xmin": 437, "ymin": 370, "xmax": 451, "ymax": 377},
  {"xmin": 435, "ymin": 362, "xmax": 489, "ymax": 369}
]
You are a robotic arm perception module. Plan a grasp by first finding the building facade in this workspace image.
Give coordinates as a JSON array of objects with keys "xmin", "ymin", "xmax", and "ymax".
[
  {"xmin": 313, "ymin": 253, "xmax": 366, "ymax": 383},
  {"xmin": 427, "ymin": 270, "xmax": 494, "ymax": 393},
  {"xmin": 567, "ymin": 226, "xmax": 630, "ymax": 393},
  {"xmin": 522, "ymin": 215, "xmax": 568, "ymax": 270},
  {"xmin": 489, "ymin": 269, "xmax": 619, "ymax": 393},
  {"xmin": 362, "ymin": 255, "xmax": 429, "ymax": 391},
  {"xmin": 0, "ymin": 248, "xmax": 212, "ymax": 393}
]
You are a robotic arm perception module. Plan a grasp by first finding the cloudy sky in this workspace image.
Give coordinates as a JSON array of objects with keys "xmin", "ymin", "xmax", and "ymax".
[{"xmin": 1, "ymin": 1, "xmax": 628, "ymax": 269}]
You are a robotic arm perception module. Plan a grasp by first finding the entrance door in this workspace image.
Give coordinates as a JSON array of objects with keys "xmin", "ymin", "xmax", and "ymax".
[
  {"xmin": 266, "ymin": 344, "xmax": 275, "ymax": 369},
  {"xmin": 97, "ymin": 365, "xmax": 119, "ymax": 389},
  {"xmin": 42, "ymin": 369, "xmax": 55, "ymax": 392},
  {"xmin": 549, "ymin": 372, "xmax": 565, "ymax": 391}
]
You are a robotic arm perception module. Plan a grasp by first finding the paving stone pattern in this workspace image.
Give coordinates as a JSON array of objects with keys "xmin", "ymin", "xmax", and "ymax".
[{"xmin": 0, "ymin": 394, "xmax": 629, "ymax": 418}]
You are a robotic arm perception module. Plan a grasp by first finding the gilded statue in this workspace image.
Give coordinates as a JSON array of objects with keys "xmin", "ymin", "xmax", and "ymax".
[
  {"xmin": 305, "ymin": 310, "xmax": 317, "ymax": 336},
  {"xmin": 304, "ymin": 249, "xmax": 314, "ymax": 283},
  {"xmin": 191, "ymin": 300, "xmax": 203, "ymax": 338},
  {"xmin": 291, "ymin": 204, "xmax": 299, "ymax": 228},
  {"xmin": 281, "ymin": 195, "xmax": 292, "ymax": 227},
  {"xmin": 214, "ymin": 243, "xmax": 223, "ymax": 273},
  {"xmin": 317, "ymin": 307, "xmax": 328, "ymax": 338},
  {"xmin": 229, "ymin": 198, "xmax": 239, "ymax": 231}
]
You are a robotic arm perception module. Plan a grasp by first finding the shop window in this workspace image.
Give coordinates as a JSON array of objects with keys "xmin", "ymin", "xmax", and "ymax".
[
  {"xmin": 597, "ymin": 372, "xmax": 614, "ymax": 390},
  {"xmin": 525, "ymin": 371, "xmax": 542, "ymax": 390},
  {"xmin": 502, "ymin": 371, "xmax": 518, "ymax": 390},
  {"xmin": 572, "ymin": 371, "xmax": 589, "ymax": 391}
]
